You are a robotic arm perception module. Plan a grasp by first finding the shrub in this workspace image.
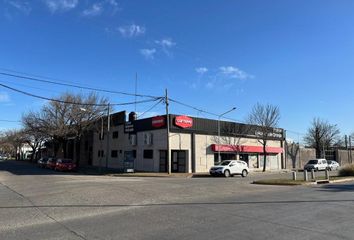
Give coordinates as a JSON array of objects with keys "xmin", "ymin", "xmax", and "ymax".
[{"xmin": 339, "ymin": 164, "xmax": 354, "ymax": 177}]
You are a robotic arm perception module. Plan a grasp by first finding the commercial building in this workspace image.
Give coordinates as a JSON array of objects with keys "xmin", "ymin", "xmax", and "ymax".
[{"xmin": 81, "ymin": 111, "xmax": 286, "ymax": 173}]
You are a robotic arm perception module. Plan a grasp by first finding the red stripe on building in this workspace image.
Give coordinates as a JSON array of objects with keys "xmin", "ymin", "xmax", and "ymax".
[{"xmin": 211, "ymin": 144, "xmax": 283, "ymax": 154}]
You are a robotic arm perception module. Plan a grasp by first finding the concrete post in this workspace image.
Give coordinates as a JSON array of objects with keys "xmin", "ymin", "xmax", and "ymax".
[
  {"xmin": 325, "ymin": 169, "xmax": 330, "ymax": 180},
  {"xmin": 303, "ymin": 170, "xmax": 308, "ymax": 181},
  {"xmin": 292, "ymin": 171, "xmax": 297, "ymax": 181},
  {"xmin": 311, "ymin": 169, "xmax": 315, "ymax": 180}
]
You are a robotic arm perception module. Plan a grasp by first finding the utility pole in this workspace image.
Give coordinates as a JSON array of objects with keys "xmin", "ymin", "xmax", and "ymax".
[
  {"xmin": 349, "ymin": 136, "xmax": 352, "ymax": 164},
  {"xmin": 105, "ymin": 103, "xmax": 111, "ymax": 171},
  {"xmin": 99, "ymin": 117, "xmax": 103, "ymax": 174},
  {"xmin": 165, "ymin": 89, "xmax": 171, "ymax": 174}
]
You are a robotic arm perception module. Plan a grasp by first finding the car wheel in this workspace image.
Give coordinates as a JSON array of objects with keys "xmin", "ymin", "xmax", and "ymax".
[
  {"xmin": 224, "ymin": 170, "xmax": 230, "ymax": 178},
  {"xmin": 241, "ymin": 169, "xmax": 248, "ymax": 178}
]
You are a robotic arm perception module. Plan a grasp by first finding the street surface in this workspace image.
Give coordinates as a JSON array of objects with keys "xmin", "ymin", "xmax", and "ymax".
[{"xmin": 0, "ymin": 160, "xmax": 353, "ymax": 240}]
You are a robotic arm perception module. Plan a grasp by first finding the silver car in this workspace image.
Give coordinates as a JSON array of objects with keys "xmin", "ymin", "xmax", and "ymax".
[{"xmin": 326, "ymin": 160, "xmax": 340, "ymax": 171}]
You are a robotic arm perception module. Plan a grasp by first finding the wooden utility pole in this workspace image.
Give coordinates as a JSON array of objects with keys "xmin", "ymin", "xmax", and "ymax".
[{"xmin": 165, "ymin": 89, "xmax": 171, "ymax": 174}]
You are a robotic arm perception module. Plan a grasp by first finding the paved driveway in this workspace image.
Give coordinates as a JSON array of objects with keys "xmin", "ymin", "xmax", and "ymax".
[{"xmin": 0, "ymin": 160, "xmax": 353, "ymax": 240}]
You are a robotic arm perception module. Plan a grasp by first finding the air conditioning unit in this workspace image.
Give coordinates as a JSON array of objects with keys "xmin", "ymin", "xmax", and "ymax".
[
  {"xmin": 130, "ymin": 135, "xmax": 137, "ymax": 146},
  {"xmin": 144, "ymin": 133, "xmax": 153, "ymax": 145}
]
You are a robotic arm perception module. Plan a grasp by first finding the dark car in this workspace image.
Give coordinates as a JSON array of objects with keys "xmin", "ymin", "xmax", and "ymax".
[
  {"xmin": 46, "ymin": 157, "xmax": 57, "ymax": 169},
  {"xmin": 37, "ymin": 157, "xmax": 49, "ymax": 168},
  {"xmin": 55, "ymin": 158, "xmax": 76, "ymax": 171}
]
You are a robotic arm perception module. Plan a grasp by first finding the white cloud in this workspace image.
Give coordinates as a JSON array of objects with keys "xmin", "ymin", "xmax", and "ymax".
[
  {"xmin": 0, "ymin": 92, "xmax": 10, "ymax": 103},
  {"xmin": 155, "ymin": 38, "xmax": 176, "ymax": 48},
  {"xmin": 140, "ymin": 48, "xmax": 156, "ymax": 60},
  {"xmin": 219, "ymin": 66, "xmax": 253, "ymax": 80},
  {"xmin": 82, "ymin": 3, "xmax": 103, "ymax": 17},
  {"xmin": 154, "ymin": 38, "xmax": 176, "ymax": 57},
  {"xmin": 195, "ymin": 67, "xmax": 208, "ymax": 74},
  {"xmin": 43, "ymin": 0, "xmax": 78, "ymax": 13},
  {"xmin": 6, "ymin": 0, "xmax": 31, "ymax": 14},
  {"xmin": 118, "ymin": 24, "xmax": 146, "ymax": 38},
  {"xmin": 106, "ymin": 0, "xmax": 118, "ymax": 7}
]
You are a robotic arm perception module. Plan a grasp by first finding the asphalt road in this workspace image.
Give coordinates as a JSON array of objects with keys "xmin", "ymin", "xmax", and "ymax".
[{"xmin": 0, "ymin": 160, "xmax": 353, "ymax": 240}]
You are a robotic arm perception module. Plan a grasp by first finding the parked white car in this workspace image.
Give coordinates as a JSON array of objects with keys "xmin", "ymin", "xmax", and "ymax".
[
  {"xmin": 209, "ymin": 160, "xmax": 249, "ymax": 178},
  {"xmin": 326, "ymin": 160, "xmax": 340, "ymax": 171},
  {"xmin": 304, "ymin": 159, "xmax": 328, "ymax": 171}
]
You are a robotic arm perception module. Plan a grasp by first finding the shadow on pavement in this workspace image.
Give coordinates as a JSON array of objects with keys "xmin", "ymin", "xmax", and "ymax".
[
  {"xmin": 0, "ymin": 160, "xmax": 100, "ymax": 176},
  {"xmin": 318, "ymin": 183, "xmax": 354, "ymax": 192}
]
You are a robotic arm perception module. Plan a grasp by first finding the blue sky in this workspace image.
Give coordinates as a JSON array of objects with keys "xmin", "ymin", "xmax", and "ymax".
[{"xmin": 1, "ymin": 0, "xmax": 354, "ymax": 142}]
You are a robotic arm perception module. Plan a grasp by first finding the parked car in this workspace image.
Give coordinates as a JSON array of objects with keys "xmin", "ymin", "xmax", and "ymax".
[
  {"xmin": 46, "ymin": 157, "xmax": 57, "ymax": 169},
  {"xmin": 304, "ymin": 159, "xmax": 328, "ymax": 171},
  {"xmin": 327, "ymin": 160, "xmax": 340, "ymax": 171},
  {"xmin": 37, "ymin": 157, "xmax": 49, "ymax": 168},
  {"xmin": 209, "ymin": 160, "xmax": 249, "ymax": 178},
  {"xmin": 55, "ymin": 158, "xmax": 76, "ymax": 171}
]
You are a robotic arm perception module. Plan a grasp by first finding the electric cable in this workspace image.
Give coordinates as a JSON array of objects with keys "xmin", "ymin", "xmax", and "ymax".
[
  {"xmin": 138, "ymin": 98, "xmax": 164, "ymax": 119},
  {"xmin": 0, "ymin": 83, "xmax": 162, "ymax": 107},
  {"xmin": 0, "ymin": 71, "xmax": 161, "ymax": 99}
]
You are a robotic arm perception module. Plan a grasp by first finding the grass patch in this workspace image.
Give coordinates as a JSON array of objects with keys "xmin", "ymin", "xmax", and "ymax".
[
  {"xmin": 253, "ymin": 179, "xmax": 307, "ymax": 186},
  {"xmin": 339, "ymin": 164, "xmax": 354, "ymax": 177}
]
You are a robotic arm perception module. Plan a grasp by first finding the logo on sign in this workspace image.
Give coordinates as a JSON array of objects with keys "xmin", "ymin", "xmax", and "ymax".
[
  {"xmin": 152, "ymin": 116, "xmax": 165, "ymax": 128},
  {"xmin": 175, "ymin": 115, "xmax": 193, "ymax": 128}
]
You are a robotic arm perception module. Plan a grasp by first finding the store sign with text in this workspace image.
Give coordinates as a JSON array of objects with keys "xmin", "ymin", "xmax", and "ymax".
[
  {"xmin": 175, "ymin": 115, "xmax": 193, "ymax": 128},
  {"xmin": 152, "ymin": 116, "xmax": 165, "ymax": 128}
]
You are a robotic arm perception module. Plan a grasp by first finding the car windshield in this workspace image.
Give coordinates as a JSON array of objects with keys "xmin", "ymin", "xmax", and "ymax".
[
  {"xmin": 307, "ymin": 160, "xmax": 318, "ymax": 164},
  {"xmin": 220, "ymin": 161, "xmax": 231, "ymax": 166},
  {"xmin": 327, "ymin": 160, "xmax": 332, "ymax": 164}
]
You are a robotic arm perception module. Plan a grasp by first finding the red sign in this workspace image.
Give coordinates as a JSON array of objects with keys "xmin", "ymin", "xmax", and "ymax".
[
  {"xmin": 152, "ymin": 116, "xmax": 165, "ymax": 128},
  {"xmin": 175, "ymin": 115, "xmax": 193, "ymax": 128},
  {"xmin": 211, "ymin": 144, "xmax": 283, "ymax": 154}
]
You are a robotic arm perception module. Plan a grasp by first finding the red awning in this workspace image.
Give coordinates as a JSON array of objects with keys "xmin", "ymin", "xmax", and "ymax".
[{"xmin": 211, "ymin": 144, "xmax": 283, "ymax": 154}]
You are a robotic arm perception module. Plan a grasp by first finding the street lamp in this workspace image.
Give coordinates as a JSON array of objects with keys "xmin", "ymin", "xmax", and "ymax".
[{"xmin": 218, "ymin": 107, "xmax": 236, "ymax": 162}]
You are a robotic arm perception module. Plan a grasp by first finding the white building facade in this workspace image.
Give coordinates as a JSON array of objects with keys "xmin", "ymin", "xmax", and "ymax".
[{"xmin": 86, "ymin": 112, "xmax": 285, "ymax": 173}]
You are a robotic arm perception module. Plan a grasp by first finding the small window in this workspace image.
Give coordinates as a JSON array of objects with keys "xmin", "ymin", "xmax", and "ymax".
[
  {"xmin": 98, "ymin": 150, "xmax": 104, "ymax": 157},
  {"xmin": 143, "ymin": 150, "xmax": 153, "ymax": 159},
  {"xmin": 112, "ymin": 131, "xmax": 119, "ymax": 139},
  {"xmin": 111, "ymin": 150, "xmax": 118, "ymax": 158}
]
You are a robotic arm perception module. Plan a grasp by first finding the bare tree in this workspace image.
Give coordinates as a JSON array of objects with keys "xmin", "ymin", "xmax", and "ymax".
[
  {"xmin": 212, "ymin": 123, "xmax": 251, "ymax": 160},
  {"xmin": 66, "ymin": 92, "xmax": 109, "ymax": 167},
  {"xmin": 286, "ymin": 141, "xmax": 299, "ymax": 169},
  {"xmin": 1, "ymin": 130, "xmax": 25, "ymax": 160},
  {"xmin": 21, "ymin": 92, "xmax": 109, "ymax": 166},
  {"xmin": 247, "ymin": 103, "xmax": 280, "ymax": 172},
  {"xmin": 22, "ymin": 113, "xmax": 48, "ymax": 162},
  {"xmin": 304, "ymin": 118, "xmax": 340, "ymax": 158}
]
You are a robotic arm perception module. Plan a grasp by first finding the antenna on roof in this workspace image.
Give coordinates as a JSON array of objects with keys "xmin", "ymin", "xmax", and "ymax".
[{"xmin": 135, "ymin": 72, "xmax": 137, "ymax": 114}]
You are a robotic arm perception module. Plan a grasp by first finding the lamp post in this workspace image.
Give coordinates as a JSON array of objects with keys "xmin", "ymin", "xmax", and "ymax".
[
  {"xmin": 218, "ymin": 107, "xmax": 236, "ymax": 162},
  {"xmin": 80, "ymin": 104, "xmax": 110, "ymax": 174}
]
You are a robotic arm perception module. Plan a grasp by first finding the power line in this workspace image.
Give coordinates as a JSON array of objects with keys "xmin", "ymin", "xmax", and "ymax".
[
  {"xmin": 0, "ymin": 83, "xmax": 162, "ymax": 107},
  {"xmin": 138, "ymin": 98, "xmax": 164, "ymax": 119},
  {"xmin": 169, "ymin": 97, "xmax": 307, "ymax": 137},
  {"xmin": 0, "ymin": 71, "xmax": 161, "ymax": 99}
]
